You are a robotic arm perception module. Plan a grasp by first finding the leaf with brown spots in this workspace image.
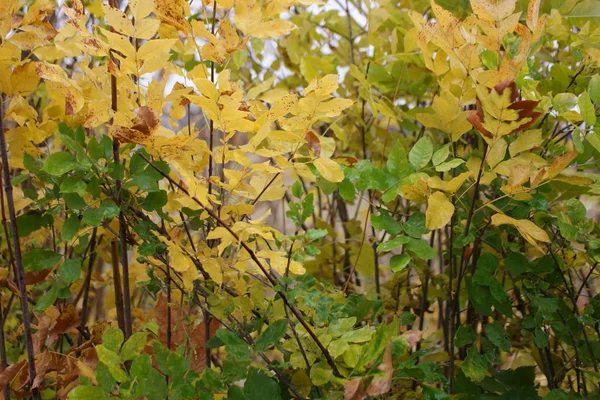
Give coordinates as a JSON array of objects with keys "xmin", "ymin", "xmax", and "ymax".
[{"xmin": 110, "ymin": 106, "xmax": 159, "ymax": 145}]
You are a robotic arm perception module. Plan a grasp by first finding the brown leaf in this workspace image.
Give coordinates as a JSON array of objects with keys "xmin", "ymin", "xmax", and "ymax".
[
  {"xmin": 0, "ymin": 361, "xmax": 26, "ymax": 391},
  {"xmin": 156, "ymin": 293, "xmax": 189, "ymax": 349},
  {"xmin": 33, "ymin": 314, "xmax": 53, "ymax": 354},
  {"xmin": 25, "ymin": 268, "xmax": 52, "ymax": 285},
  {"xmin": 366, "ymin": 343, "xmax": 393, "ymax": 397},
  {"xmin": 344, "ymin": 378, "xmax": 366, "ymax": 400},
  {"xmin": 48, "ymin": 304, "xmax": 80, "ymax": 344},
  {"xmin": 189, "ymin": 318, "xmax": 221, "ymax": 372},
  {"xmin": 305, "ymin": 131, "xmax": 321, "ymax": 157},
  {"xmin": 32, "ymin": 352, "xmax": 61, "ymax": 389}
]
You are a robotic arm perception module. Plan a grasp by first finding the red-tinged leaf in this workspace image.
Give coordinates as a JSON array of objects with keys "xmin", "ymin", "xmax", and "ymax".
[
  {"xmin": 189, "ymin": 318, "xmax": 221, "ymax": 372},
  {"xmin": 366, "ymin": 343, "xmax": 393, "ymax": 397},
  {"xmin": 335, "ymin": 156, "xmax": 358, "ymax": 167},
  {"xmin": 25, "ymin": 268, "xmax": 53, "ymax": 285},
  {"xmin": 470, "ymin": 80, "xmax": 543, "ymax": 138},
  {"xmin": 344, "ymin": 378, "xmax": 366, "ymax": 400},
  {"xmin": 401, "ymin": 330, "xmax": 424, "ymax": 347},
  {"xmin": 0, "ymin": 361, "xmax": 26, "ymax": 391},
  {"xmin": 156, "ymin": 293, "xmax": 190, "ymax": 349},
  {"xmin": 305, "ymin": 131, "xmax": 321, "ymax": 157}
]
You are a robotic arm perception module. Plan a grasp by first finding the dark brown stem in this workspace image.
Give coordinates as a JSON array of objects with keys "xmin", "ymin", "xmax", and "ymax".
[
  {"xmin": 0, "ymin": 95, "xmax": 40, "ymax": 399},
  {"xmin": 79, "ymin": 229, "xmax": 99, "ymax": 342},
  {"xmin": 0, "ymin": 293, "xmax": 10, "ymax": 400},
  {"xmin": 111, "ymin": 241, "xmax": 126, "ymax": 333}
]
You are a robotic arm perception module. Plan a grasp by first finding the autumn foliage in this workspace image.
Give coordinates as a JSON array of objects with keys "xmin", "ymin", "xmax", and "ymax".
[{"xmin": 0, "ymin": 0, "xmax": 600, "ymax": 398}]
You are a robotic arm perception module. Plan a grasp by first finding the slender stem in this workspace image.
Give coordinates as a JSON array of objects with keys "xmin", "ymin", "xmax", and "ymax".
[
  {"xmin": 207, "ymin": 1, "xmax": 218, "ymax": 196},
  {"xmin": 0, "ymin": 293, "xmax": 9, "ymax": 400},
  {"xmin": 111, "ymin": 241, "xmax": 126, "ymax": 333},
  {"xmin": 0, "ymin": 95, "xmax": 40, "ymax": 399},
  {"xmin": 79, "ymin": 229, "xmax": 99, "ymax": 342}
]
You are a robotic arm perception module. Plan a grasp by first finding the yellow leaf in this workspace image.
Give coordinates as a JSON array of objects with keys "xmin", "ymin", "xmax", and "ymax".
[
  {"xmin": 313, "ymin": 158, "xmax": 344, "ymax": 183},
  {"xmin": 154, "ymin": 0, "xmax": 191, "ymax": 33},
  {"xmin": 317, "ymin": 98, "xmax": 355, "ymax": 117},
  {"xmin": 253, "ymin": 20, "xmax": 297, "ymax": 39},
  {"xmin": 490, "ymin": 213, "xmax": 550, "ymax": 248},
  {"xmin": 426, "ymin": 191, "xmax": 455, "ymax": 230},
  {"xmin": 470, "ymin": 0, "xmax": 517, "ymax": 22},
  {"xmin": 134, "ymin": 18, "xmax": 161, "ymax": 40},
  {"xmin": 427, "ymin": 172, "xmax": 472, "ymax": 193},
  {"xmin": 130, "ymin": 0, "xmax": 154, "ymax": 21},
  {"xmin": 102, "ymin": 4, "xmax": 134, "ymax": 36},
  {"xmin": 486, "ymin": 137, "xmax": 507, "ymax": 168},
  {"xmin": 137, "ymin": 39, "xmax": 177, "ymax": 60},
  {"xmin": 168, "ymin": 244, "xmax": 194, "ymax": 273},
  {"xmin": 509, "ymin": 129, "xmax": 542, "ymax": 156}
]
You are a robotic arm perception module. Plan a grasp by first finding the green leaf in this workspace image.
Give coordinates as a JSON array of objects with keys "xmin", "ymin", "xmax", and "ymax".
[
  {"xmin": 60, "ymin": 176, "xmax": 87, "ymax": 195},
  {"xmin": 82, "ymin": 208, "xmax": 103, "ymax": 227},
  {"xmin": 102, "ymin": 327, "xmax": 124, "ymax": 353},
  {"xmin": 339, "ymin": 178, "xmax": 356, "ymax": 201},
  {"xmin": 404, "ymin": 212, "xmax": 428, "ymax": 238},
  {"xmin": 462, "ymin": 347, "xmax": 488, "ymax": 382},
  {"xmin": 377, "ymin": 236, "xmax": 410, "ymax": 252},
  {"xmin": 553, "ymin": 93, "xmax": 578, "ymax": 113},
  {"xmin": 409, "ymin": 137, "xmax": 433, "ymax": 170},
  {"xmin": 59, "ymin": 259, "xmax": 81, "ymax": 285},
  {"xmin": 245, "ymin": 369, "xmax": 282, "ymax": 399},
  {"xmin": 35, "ymin": 285, "xmax": 58, "ymax": 311},
  {"xmin": 96, "ymin": 361, "xmax": 116, "ymax": 393},
  {"xmin": 579, "ymin": 91, "xmax": 597, "ymax": 126},
  {"xmin": 121, "ymin": 332, "xmax": 148, "ymax": 361},
  {"xmin": 130, "ymin": 353, "xmax": 152, "ymax": 380},
  {"xmin": 422, "ymin": 386, "xmax": 449, "ymax": 400},
  {"xmin": 406, "ymin": 238, "xmax": 436, "ymax": 260},
  {"xmin": 96, "ymin": 345, "xmax": 128, "ymax": 382},
  {"xmin": 310, "ymin": 361, "xmax": 333, "ymax": 386},
  {"xmin": 587, "ymin": 133, "xmax": 600, "ymax": 153},
  {"xmin": 505, "ymin": 252, "xmax": 528, "ymax": 276},
  {"xmin": 386, "ymin": 142, "xmax": 410, "ymax": 179},
  {"xmin": 305, "ymin": 229, "xmax": 328, "ymax": 241},
  {"xmin": 61, "ymin": 216, "xmax": 80, "ymax": 242},
  {"xmin": 589, "ymin": 74, "xmax": 600, "ymax": 104},
  {"xmin": 435, "ymin": 158, "xmax": 465, "ymax": 172},
  {"xmin": 486, "ymin": 321, "xmax": 511, "ymax": 352},
  {"xmin": 100, "ymin": 202, "xmax": 120, "ymax": 219},
  {"xmin": 455, "ymin": 325, "xmax": 476, "ymax": 348},
  {"xmin": 42, "ymin": 151, "xmax": 78, "ymax": 176},
  {"xmin": 565, "ymin": 199, "xmax": 587, "ymax": 223},
  {"xmin": 432, "ymin": 144, "xmax": 450, "ymax": 166},
  {"xmin": 255, "ymin": 319, "xmax": 288, "ymax": 352},
  {"xmin": 16, "ymin": 211, "xmax": 53, "ymax": 237},
  {"xmin": 143, "ymin": 191, "xmax": 168, "ymax": 212},
  {"xmin": 23, "ymin": 249, "xmax": 62, "ymax": 272},
  {"xmin": 342, "ymin": 325, "xmax": 374, "ymax": 343},
  {"xmin": 356, "ymin": 318, "xmax": 398, "ymax": 370},
  {"xmin": 68, "ymin": 386, "xmax": 107, "ymax": 400},
  {"xmin": 371, "ymin": 211, "xmax": 403, "ymax": 235},
  {"xmin": 567, "ymin": 0, "xmax": 600, "ymax": 26},
  {"xmin": 390, "ymin": 253, "xmax": 410, "ymax": 272},
  {"xmin": 64, "ymin": 193, "xmax": 87, "ymax": 210}
]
